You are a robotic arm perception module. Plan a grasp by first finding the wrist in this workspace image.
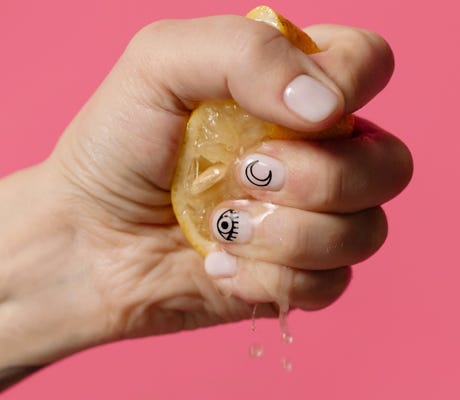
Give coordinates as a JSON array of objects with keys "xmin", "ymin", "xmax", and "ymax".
[{"xmin": 0, "ymin": 162, "xmax": 111, "ymax": 370}]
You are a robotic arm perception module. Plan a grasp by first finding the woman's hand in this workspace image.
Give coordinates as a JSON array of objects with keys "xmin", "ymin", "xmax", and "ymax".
[{"xmin": 0, "ymin": 15, "xmax": 412, "ymax": 377}]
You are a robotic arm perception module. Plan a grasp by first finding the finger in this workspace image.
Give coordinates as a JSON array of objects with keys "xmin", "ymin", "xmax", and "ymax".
[
  {"xmin": 119, "ymin": 17, "xmax": 396, "ymax": 191},
  {"xmin": 208, "ymin": 201, "xmax": 387, "ymax": 270},
  {"xmin": 236, "ymin": 117, "xmax": 413, "ymax": 213},
  {"xmin": 305, "ymin": 24, "xmax": 395, "ymax": 113},
  {"xmin": 205, "ymin": 253, "xmax": 351, "ymax": 311},
  {"xmin": 126, "ymin": 16, "xmax": 347, "ymax": 133}
]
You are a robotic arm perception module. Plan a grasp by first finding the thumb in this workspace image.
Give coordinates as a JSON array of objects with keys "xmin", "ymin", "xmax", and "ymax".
[
  {"xmin": 54, "ymin": 15, "xmax": 345, "ymax": 193},
  {"xmin": 128, "ymin": 15, "xmax": 345, "ymax": 131}
]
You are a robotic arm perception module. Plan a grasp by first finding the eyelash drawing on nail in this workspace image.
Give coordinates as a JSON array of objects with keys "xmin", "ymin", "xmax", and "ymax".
[
  {"xmin": 216, "ymin": 209, "xmax": 239, "ymax": 241},
  {"xmin": 245, "ymin": 160, "xmax": 272, "ymax": 187}
]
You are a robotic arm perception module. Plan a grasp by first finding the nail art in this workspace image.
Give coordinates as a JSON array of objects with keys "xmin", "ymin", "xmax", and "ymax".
[
  {"xmin": 245, "ymin": 160, "xmax": 272, "ymax": 187},
  {"xmin": 240, "ymin": 154, "xmax": 285, "ymax": 191},
  {"xmin": 216, "ymin": 209, "xmax": 239, "ymax": 241},
  {"xmin": 212, "ymin": 208, "xmax": 252, "ymax": 243}
]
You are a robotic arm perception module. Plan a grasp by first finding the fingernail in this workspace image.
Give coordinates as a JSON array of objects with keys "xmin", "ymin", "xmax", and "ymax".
[
  {"xmin": 240, "ymin": 153, "xmax": 285, "ymax": 191},
  {"xmin": 211, "ymin": 208, "xmax": 252, "ymax": 243},
  {"xmin": 284, "ymin": 75, "xmax": 338, "ymax": 123},
  {"xmin": 204, "ymin": 251, "xmax": 237, "ymax": 277}
]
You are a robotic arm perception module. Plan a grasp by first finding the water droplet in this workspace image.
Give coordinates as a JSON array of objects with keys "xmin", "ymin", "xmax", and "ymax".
[
  {"xmin": 278, "ymin": 309, "xmax": 293, "ymax": 344},
  {"xmin": 281, "ymin": 331, "xmax": 293, "ymax": 344},
  {"xmin": 249, "ymin": 343, "xmax": 264, "ymax": 358},
  {"xmin": 281, "ymin": 356, "xmax": 293, "ymax": 372}
]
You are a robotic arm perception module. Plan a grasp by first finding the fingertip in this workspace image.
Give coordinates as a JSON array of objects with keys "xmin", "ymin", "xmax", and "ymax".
[
  {"xmin": 360, "ymin": 28, "xmax": 395, "ymax": 81},
  {"xmin": 306, "ymin": 25, "xmax": 395, "ymax": 113},
  {"xmin": 354, "ymin": 117, "xmax": 414, "ymax": 199},
  {"xmin": 204, "ymin": 251, "xmax": 238, "ymax": 277},
  {"xmin": 283, "ymin": 74, "xmax": 343, "ymax": 124}
]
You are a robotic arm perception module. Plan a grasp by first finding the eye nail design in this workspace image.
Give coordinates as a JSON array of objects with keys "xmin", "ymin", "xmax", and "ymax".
[
  {"xmin": 212, "ymin": 208, "xmax": 252, "ymax": 244},
  {"xmin": 245, "ymin": 160, "xmax": 272, "ymax": 187},
  {"xmin": 216, "ymin": 209, "xmax": 239, "ymax": 241}
]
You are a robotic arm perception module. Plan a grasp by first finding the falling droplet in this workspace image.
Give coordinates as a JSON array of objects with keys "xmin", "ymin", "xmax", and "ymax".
[
  {"xmin": 249, "ymin": 343, "xmax": 264, "ymax": 358},
  {"xmin": 248, "ymin": 304, "xmax": 264, "ymax": 359},
  {"xmin": 279, "ymin": 308, "xmax": 294, "ymax": 344},
  {"xmin": 281, "ymin": 331, "xmax": 293, "ymax": 344},
  {"xmin": 281, "ymin": 356, "xmax": 293, "ymax": 372},
  {"xmin": 278, "ymin": 304, "xmax": 294, "ymax": 371}
]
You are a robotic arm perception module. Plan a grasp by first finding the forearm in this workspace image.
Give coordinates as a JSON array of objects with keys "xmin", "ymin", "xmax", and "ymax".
[
  {"xmin": 0, "ymin": 163, "xmax": 108, "ymax": 390},
  {"xmin": 0, "ymin": 165, "xmax": 69, "ymax": 389}
]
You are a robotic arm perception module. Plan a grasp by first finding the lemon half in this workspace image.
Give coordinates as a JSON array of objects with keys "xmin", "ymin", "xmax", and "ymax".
[{"xmin": 171, "ymin": 6, "xmax": 354, "ymax": 255}]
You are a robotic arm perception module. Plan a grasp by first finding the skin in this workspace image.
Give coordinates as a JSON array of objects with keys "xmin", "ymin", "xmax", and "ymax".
[{"xmin": 0, "ymin": 15, "xmax": 413, "ymax": 390}]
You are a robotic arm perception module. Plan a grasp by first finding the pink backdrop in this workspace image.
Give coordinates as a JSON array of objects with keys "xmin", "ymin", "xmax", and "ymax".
[{"xmin": 1, "ymin": 0, "xmax": 458, "ymax": 398}]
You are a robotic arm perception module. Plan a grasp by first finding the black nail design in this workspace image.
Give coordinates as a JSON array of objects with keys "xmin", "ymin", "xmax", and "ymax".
[
  {"xmin": 245, "ymin": 160, "xmax": 272, "ymax": 187},
  {"xmin": 216, "ymin": 209, "xmax": 239, "ymax": 241}
]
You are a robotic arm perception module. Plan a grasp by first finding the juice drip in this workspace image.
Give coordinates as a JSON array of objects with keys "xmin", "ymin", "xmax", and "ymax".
[
  {"xmin": 279, "ymin": 310, "xmax": 294, "ymax": 345},
  {"xmin": 246, "ymin": 263, "xmax": 296, "ymax": 369},
  {"xmin": 278, "ymin": 267, "xmax": 294, "ymax": 372},
  {"xmin": 248, "ymin": 304, "xmax": 264, "ymax": 358},
  {"xmin": 248, "ymin": 304, "xmax": 295, "ymax": 369},
  {"xmin": 279, "ymin": 308, "xmax": 294, "ymax": 372},
  {"xmin": 251, "ymin": 303, "xmax": 258, "ymax": 332},
  {"xmin": 242, "ymin": 228, "xmax": 295, "ymax": 369}
]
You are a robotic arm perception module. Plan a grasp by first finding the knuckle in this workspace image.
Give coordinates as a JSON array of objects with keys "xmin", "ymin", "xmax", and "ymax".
[
  {"xmin": 128, "ymin": 19, "xmax": 173, "ymax": 51},
  {"xmin": 121, "ymin": 21, "xmax": 167, "ymax": 77},
  {"xmin": 124, "ymin": 19, "xmax": 177, "ymax": 69},
  {"xmin": 331, "ymin": 28, "xmax": 395, "ymax": 108},
  {"xmin": 318, "ymin": 267, "xmax": 352, "ymax": 307},
  {"xmin": 229, "ymin": 20, "xmax": 290, "ymax": 73},
  {"xmin": 293, "ymin": 267, "xmax": 351, "ymax": 311},
  {"xmin": 321, "ymin": 160, "xmax": 347, "ymax": 209},
  {"xmin": 347, "ymin": 207, "xmax": 388, "ymax": 262},
  {"xmin": 120, "ymin": 20, "xmax": 183, "ymax": 112},
  {"xmin": 393, "ymin": 138, "xmax": 414, "ymax": 194},
  {"xmin": 232, "ymin": 20, "xmax": 282, "ymax": 55},
  {"xmin": 358, "ymin": 28, "xmax": 395, "ymax": 76},
  {"xmin": 284, "ymin": 222, "xmax": 310, "ymax": 265},
  {"xmin": 366, "ymin": 207, "xmax": 388, "ymax": 251}
]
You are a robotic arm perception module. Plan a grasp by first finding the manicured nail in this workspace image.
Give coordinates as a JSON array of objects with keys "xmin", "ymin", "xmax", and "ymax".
[
  {"xmin": 284, "ymin": 75, "xmax": 338, "ymax": 123},
  {"xmin": 240, "ymin": 153, "xmax": 285, "ymax": 191},
  {"xmin": 211, "ymin": 208, "xmax": 252, "ymax": 243},
  {"xmin": 204, "ymin": 251, "xmax": 237, "ymax": 277}
]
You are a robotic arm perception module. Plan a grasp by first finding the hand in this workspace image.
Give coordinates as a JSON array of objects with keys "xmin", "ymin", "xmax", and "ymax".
[{"xmin": 0, "ymin": 15, "xmax": 412, "ymax": 373}]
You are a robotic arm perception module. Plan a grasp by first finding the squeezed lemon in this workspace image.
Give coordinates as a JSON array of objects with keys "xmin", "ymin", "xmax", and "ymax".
[{"xmin": 171, "ymin": 6, "xmax": 354, "ymax": 255}]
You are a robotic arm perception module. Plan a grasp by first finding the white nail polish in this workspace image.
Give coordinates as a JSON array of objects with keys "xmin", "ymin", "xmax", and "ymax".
[
  {"xmin": 204, "ymin": 251, "xmax": 237, "ymax": 277},
  {"xmin": 284, "ymin": 75, "xmax": 338, "ymax": 122},
  {"xmin": 240, "ymin": 153, "xmax": 285, "ymax": 191},
  {"xmin": 211, "ymin": 208, "xmax": 252, "ymax": 244}
]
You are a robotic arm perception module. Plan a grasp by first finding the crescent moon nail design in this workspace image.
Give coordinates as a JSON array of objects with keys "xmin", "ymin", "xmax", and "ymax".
[
  {"xmin": 240, "ymin": 153, "xmax": 285, "ymax": 191},
  {"xmin": 245, "ymin": 160, "xmax": 272, "ymax": 187}
]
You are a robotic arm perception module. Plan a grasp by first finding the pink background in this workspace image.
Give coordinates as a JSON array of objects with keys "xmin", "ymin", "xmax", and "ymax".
[{"xmin": 1, "ymin": 0, "xmax": 458, "ymax": 398}]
